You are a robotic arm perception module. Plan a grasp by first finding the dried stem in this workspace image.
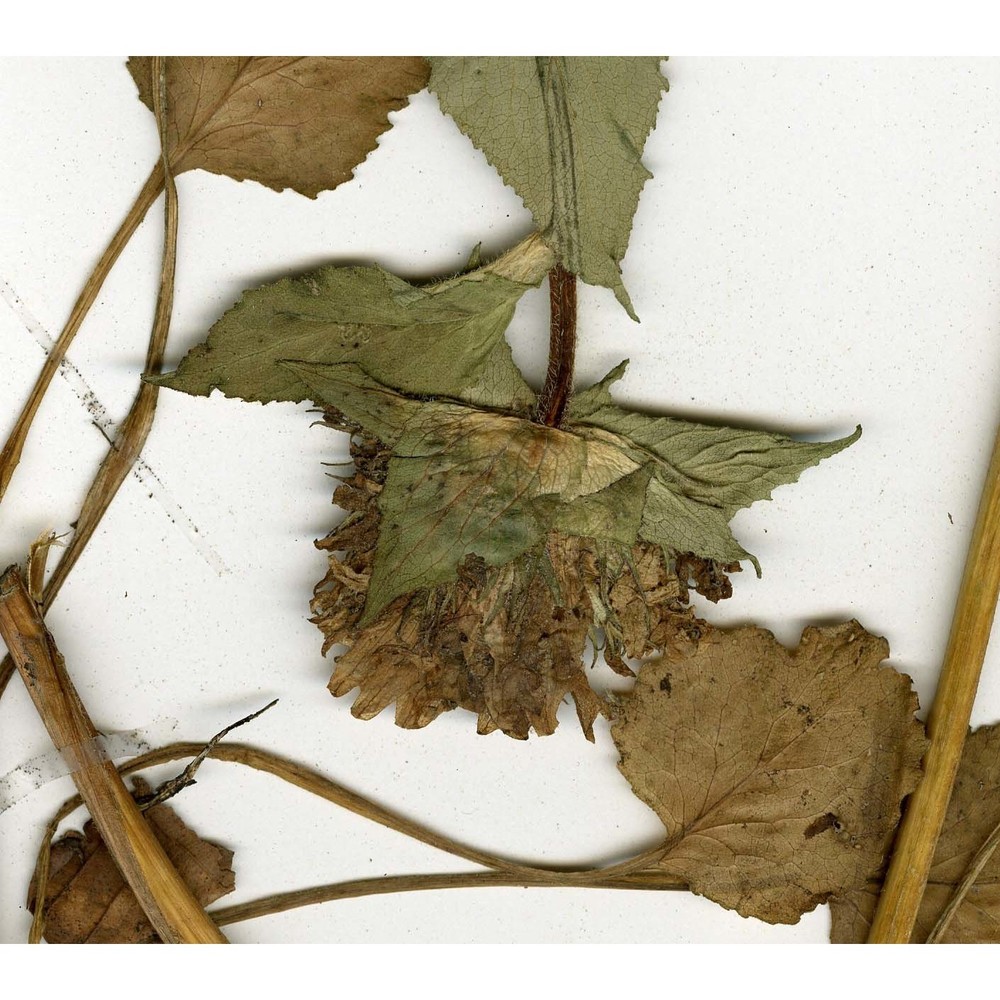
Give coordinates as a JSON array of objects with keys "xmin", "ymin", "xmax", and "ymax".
[
  {"xmin": 210, "ymin": 869, "xmax": 686, "ymax": 928},
  {"xmin": 0, "ymin": 163, "xmax": 165, "ymax": 504},
  {"xmin": 0, "ymin": 651, "xmax": 13, "ymax": 700},
  {"xmin": 535, "ymin": 264, "xmax": 577, "ymax": 428},
  {"xmin": 0, "ymin": 565, "xmax": 226, "ymax": 943},
  {"xmin": 38, "ymin": 59, "xmax": 179, "ymax": 607},
  {"xmin": 0, "ymin": 58, "xmax": 178, "ymax": 704},
  {"xmin": 140, "ymin": 701, "xmax": 279, "ymax": 810},
  {"xmin": 117, "ymin": 742, "xmax": 668, "ymax": 883},
  {"xmin": 868, "ymin": 421, "xmax": 1000, "ymax": 942},
  {"xmin": 28, "ymin": 738, "xmax": 680, "ymax": 940},
  {"xmin": 925, "ymin": 815, "xmax": 1000, "ymax": 943}
]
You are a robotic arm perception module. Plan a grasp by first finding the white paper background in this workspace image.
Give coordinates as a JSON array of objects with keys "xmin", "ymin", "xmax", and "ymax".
[{"xmin": 3, "ymin": 57, "xmax": 1000, "ymax": 944}]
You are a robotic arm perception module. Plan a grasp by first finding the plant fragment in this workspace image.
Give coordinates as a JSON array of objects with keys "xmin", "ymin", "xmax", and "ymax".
[
  {"xmin": 0, "ymin": 563, "xmax": 228, "ymax": 943},
  {"xmin": 312, "ymin": 430, "xmax": 706, "ymax": 739},
  {"xmin": 290, "ymin": 358, "xmax": 857, "ymax": 625},
  {"xmin": 0, "ymin": 57, "xmax": 429, "ymax": 508},
  {"xmin": 27, "ymin": 778, "xmax": 234, "ymax": 944},
  {"xmin": 866, "ymin": 419, "xmax": 1000, "ymax": 941},
  {"xmin": 5, "ymin": 54, "xmax": 921, "ymax": 944},
  {"xmin": 150, "ymin": 234, "xmax": 553, "ymax": 410},
  {"xmin": 832, "ymin": 721, "xmax": 1000, "ymax": 942},
  {"xmin": 158, "ymin": 244, "xmax": 859, "ymax": 737}
]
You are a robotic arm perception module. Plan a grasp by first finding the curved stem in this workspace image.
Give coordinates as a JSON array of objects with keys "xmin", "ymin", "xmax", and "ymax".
[
  {"xmin": 40, "ymin": 64, "xmax": 179, "ymax": 607},
  {"xmin": 210, "ymin": 869, "xmax": 687, "ymax": 929},
  {"xmin": 535, "ymin": 264, "xmax": 577, "ymax": 427},
  {"xmin": 0, "ymin": 80, "xmax": 174, "ymax": 704},
  {"xmin": 126, "ymin": 742, "xmax": 669, "ymax": 882},
  {"xmin": 0, "ymin": 161, "xmax": 165, "ymax": 505},
  {"xmin": 28, "ymin": 739, "xmax": 676, "ymax": 939}
]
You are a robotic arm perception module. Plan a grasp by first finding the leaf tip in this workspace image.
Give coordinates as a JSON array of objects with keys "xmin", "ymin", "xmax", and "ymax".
[
  {"xmin": 614, "ymin": 280, "xmax": 640, "ymax": 323},
  {"xmin": 827, "ymin": 423, "xmax": 862, "ymax": 457},
  {"xmin": 603, "ymin": 358, "xmax": 630, "ymax": 387}
]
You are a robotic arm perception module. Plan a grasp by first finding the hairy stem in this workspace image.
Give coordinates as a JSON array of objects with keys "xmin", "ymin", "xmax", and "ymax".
[
  {"xmin": 535, "ymin": 264, "xmax": 577, "ymax": 427},
  {"xmin": 0, "ymin": 163, "xmax": 165, "ymax": 504},
  {"xmin": 0, "ymin": 565, "xmax": 226, "ymax": 944}
]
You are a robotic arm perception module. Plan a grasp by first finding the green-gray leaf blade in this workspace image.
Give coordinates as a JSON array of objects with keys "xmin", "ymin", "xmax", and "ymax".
[
  {"xmin": 568, "ymin": 364, "xmax": 861, "ymax": 573},
  {"xmin": 298, "ymin": 358, "xmax": 859, "ymax": 616},
  {"xmin": 364, "ymin": 413, "xmax": 562, "ymax": 623},
  {"xmin": 279, "ymin": 362, "xmax": 426, "ymax": 447},
  {"xmin": 429, "ymin": 57, "xmax": 667, "ymax": 319},
  {"xmin": 152, "ymin": 237, "xmax": 552, "ymax": 412}
]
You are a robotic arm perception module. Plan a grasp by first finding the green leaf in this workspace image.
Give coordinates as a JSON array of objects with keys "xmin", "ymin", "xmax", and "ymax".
[
  {"xmin": 428, "ymin": 57, "xmax": 667, "ymax": 319},
  {"xmin": 567, "ymin": 358, "xmax": 630, "ymax": 419},
  {"xmin": 150, "ymin": 235, "xmax": 554, "ymax": 413},
  {"xmin": 160, "ymin": 241, "xmax": 858, "ymax": 626},
  {"xmin": 294, "ymin": 360, "xmax": 858, "ymax": 623},
  {"xmin": 572, "ymin": 362, "xmax": 862, "ymax": 571},
  {"xmin": 291, "ymin": 361, "xmax": 641, "ymax": 621},
  {"xmin": 552, "ymin": 466, "xmax": 652, "ymax": 545},
  {"xmin": 282, "ymin": 362, "xmax": 425, "ymax": 447}
]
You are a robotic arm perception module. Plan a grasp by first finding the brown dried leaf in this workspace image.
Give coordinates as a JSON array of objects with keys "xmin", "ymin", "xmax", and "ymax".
[
  {"xmin": 27, "ymin": 779, "xmax": 234, "ymax": 943},
  {"xmin": 128, "ymin": 57, "xmax": 429, "ymax": 197},
  {"xmin": 331, "ymin": 537, "xmax": 603, "ymax": 739},
  {"xmin": 831, "ymin": 722, "xmax": 1000, "ymax": 942},
  {"xmin": 611, "ymin": 622, "xmax": 927, "ymax": 923},
  {"xmin": 311, "ymin": 425, "xmax": 710, "ymax": 740}
]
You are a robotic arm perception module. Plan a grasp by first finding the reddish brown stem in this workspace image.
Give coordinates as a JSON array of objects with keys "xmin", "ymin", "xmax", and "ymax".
[{"xmin": 535, "ymin": 264, "xmax": 577, "ymax": 428}]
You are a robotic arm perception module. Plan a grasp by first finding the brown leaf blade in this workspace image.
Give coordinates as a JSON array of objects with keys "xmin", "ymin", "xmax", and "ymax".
[
  {"xmin": 831, "ymin": 722, "xmax": 1000, "ymax": 942},
  {"xmin": 128, "ymin": 57, "xmax": 429, "ymax": 197},
  {"xmin": 612, "ymin": 621, "xmax": 927, "ymax": 923},
  {"xmin": 28, "ymin": 779, "xmax": 234, "ymax": 944}
]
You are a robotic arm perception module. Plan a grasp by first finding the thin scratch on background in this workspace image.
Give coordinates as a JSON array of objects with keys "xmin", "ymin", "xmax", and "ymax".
[{"xmin": 0, "ymin": 279, "xmax": 230, "ymax": 575}]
